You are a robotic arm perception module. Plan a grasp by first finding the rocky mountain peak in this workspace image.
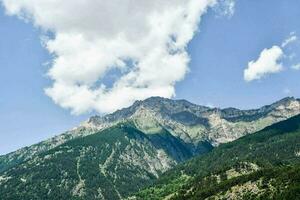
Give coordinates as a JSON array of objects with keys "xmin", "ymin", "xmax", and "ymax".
[
  {"xmin": 86, "ymin": 97, "xmax": 299, "ymax": 125},
  {"xmin": 263, "ymin": 96, "xmax": 298, "ymax": 110},
  {"xmin": 82, "ymin": 96, "xmax": 300, "ymax": 147},
  {"xmin": 84, "ymin": 96, "xmax": 210, "ymax": 127}
]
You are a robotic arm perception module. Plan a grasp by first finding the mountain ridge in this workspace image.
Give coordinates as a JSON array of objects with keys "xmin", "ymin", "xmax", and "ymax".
[
  {"xmin": 1, "ymin": 96, "xmax": 300, "ymax": 174},
  {"xmin": 0, "ymin": 97, "xmax": 300, "ymax": 199},
  {"xmin": 130, "ymin": 114, "xmax": 300, "ymax": 200}
]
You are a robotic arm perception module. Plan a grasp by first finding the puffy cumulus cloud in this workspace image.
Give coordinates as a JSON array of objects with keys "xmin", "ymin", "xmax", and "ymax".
[
  {"xmin": 244, "ymin": 33, "xmax": 299, "ymax": 82},
  {"xmin": 244, "ymin": 46, "xmax": 284, "ymax": 82},
  {"xmin": 2, "ymin": 0, "xmax": 232, "ymax": 114}
]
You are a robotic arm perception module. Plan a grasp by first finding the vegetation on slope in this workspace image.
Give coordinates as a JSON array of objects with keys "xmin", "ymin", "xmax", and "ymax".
[
  {"xmin": 0, "ymin": 122, "xmax": 211, "ymax": 200},
  {"xmin": 1, "ymin": 96, "xmax": 299, "ymax": 175},
  {"xmin": 0, "ymin": 98, "xmax": 299, "ymax": 200},
  {"xmin": 132, "ymin": 114, "xmax": 300, "ymax": 200}
]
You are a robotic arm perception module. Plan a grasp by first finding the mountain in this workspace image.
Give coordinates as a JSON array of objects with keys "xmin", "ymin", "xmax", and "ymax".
[
  {"xmin": 0, "ymin": 97, "xmax": 299, "ymax": 199},
  {"xmin": 0, "ymin": 123, "xmax": 195, "ymax": 199},
  {"xmin": 1, "ymin": 97, "xmax": 299, "ymax": 173},
  {"xmin": 131, "ymin": 114, "xmax": 300, "ymax": 200},
  {"xmin": 87, "ymin": 96, "xmax": 300, "ymax": 146}
]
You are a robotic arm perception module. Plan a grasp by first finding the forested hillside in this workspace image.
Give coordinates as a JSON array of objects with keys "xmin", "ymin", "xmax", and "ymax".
[
  {"xmin": 0, "ymin": 122, "xmax": 209, "ymax": 200},
  {"xmin": 1, "ymin": 98, "xmax": 300, "ymax": 200},
  {"xmin": 131, "ymin": 114, "xmax": 300, "ymax": 200}
]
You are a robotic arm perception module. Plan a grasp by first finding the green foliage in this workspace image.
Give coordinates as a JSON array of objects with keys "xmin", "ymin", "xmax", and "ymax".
[
  {"xmin": 172, "ymin": 165, "xmax": 300, "ymax": 200},
  {"xmin": 133, "ymin": 114, "xmax": 300, "ymax": 200},
  {"xmin": 0, "ymin": 122, "xmax": 204, "ymax": 200},
  {"xmin": 1, "ymin": 112, "xmax": 300, "ymax": 200}
]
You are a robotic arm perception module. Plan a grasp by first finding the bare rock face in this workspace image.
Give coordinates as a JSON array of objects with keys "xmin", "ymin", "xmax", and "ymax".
[
  {"xmin": 86, "ymin": 96, "xmax": 300, "ymax": 146},
  {"xmin": 1, "ymin": 97, "xmax": 300, "ymax": 173}
]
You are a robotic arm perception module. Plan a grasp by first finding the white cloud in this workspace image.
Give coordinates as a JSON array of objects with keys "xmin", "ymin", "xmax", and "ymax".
[
  {"xmin": 244, "ymin": 46, "xmax": 284, "ymax": 82},
  {"xmin": 2, "ymin": 0, "xmax": 234, "ymax": 114},
  {"xmin": 282, "ymin": 32, "xmax": 297, "ymax": 47},
  {"xmin": 244, "ymin": 32, "xmax": 300, "ymax": 82},
  {"xmin": 291, "ymin": 63, "xmax": 300, "ymax": 70}
]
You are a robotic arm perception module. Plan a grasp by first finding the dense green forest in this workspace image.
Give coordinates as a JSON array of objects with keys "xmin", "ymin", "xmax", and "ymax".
[
  {"xmin": 0, "ymin": 122, "xmax": 208, "ymax": 200},
  {"xmin": 131, "ymin": 114, "xmax": 300, "ymax": 200}
]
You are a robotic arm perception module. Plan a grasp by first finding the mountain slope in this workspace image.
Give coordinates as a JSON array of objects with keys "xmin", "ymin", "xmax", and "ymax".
[
  {"xmin": 0, "ymin": 122, "xmax": 211, "ymax": 200},
  {"xmin": 131, "ymin": 114, "xmax": 300, "ymax": 200},
  {"xmin": 89, "ymin": 97, "xmax": 300, "ymax": 146},
  {"xmin": 0, "ymin": 126, "xmax": 97, "ymax": 173},
  {"xmin": 0, "ymin": 97, "xmax": 299, "ymax": 200},
  {"xmin": 1, "ymin": 97, "xmax": 300, "ymax": 173}
]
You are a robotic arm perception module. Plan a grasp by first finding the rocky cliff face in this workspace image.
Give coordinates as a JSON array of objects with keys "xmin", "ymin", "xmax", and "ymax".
[
  {"xmin": 1, "ymin": 97, "xmax": 300, "ymax": 173},
  {"xmin": 87, "ymin": 96, "xmax": 300, "ymax": 146}
]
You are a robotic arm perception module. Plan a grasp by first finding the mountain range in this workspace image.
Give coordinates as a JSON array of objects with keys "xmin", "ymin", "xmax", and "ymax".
[
  {"xmin": 130, "ymin": 113, "xmax": 300, "ymax": 199},
  {"xmin": 0, "ymin": 96, "xmax": 300, "ymax": 199}
]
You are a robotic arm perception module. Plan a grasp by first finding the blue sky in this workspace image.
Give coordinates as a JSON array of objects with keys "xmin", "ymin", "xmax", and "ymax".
[
  {"xmin": 0, "ymin": 9, "xmax": 90, "ymax": 154},
  {"xmin": 178, "ymin": 0, "xmax": 300, "ymax": 108},
  {"xmin": 0, "ymin": 0, "xmax": 300, "ymax": 154}
]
